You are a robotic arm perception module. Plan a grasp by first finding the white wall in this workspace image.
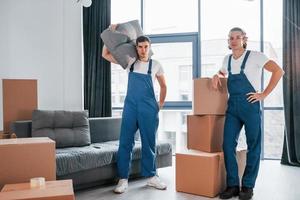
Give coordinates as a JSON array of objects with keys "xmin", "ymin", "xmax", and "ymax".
[{"xmin": 0, "ymin": 0, "xmax": 84, "ymax": 130}]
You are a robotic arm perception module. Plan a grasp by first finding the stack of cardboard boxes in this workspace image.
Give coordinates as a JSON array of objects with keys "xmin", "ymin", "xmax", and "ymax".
[{"xmin": 176, "ymin": 78, "xmax": 246, "ymax": 198}]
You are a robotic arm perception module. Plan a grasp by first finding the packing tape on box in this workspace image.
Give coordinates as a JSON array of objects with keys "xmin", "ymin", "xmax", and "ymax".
[{"xmin": 30, "ymin": 177, "xmax": 45, "ymax": 188}]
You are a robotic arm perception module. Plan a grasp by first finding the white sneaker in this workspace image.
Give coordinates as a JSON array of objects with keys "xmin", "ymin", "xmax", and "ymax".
[
  {"xmin": 114, "ymin": 179, "xmax": 128, "ymax": 194},
  {"xmin": 147, "ymin": 176, "xmax": 167, "ymax": 190}
]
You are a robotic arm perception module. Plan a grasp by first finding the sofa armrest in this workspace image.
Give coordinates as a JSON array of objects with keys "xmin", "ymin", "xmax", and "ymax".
[
  {"xmin": 89, "ymin": 117, "xmax": 122, "ymax": 143},
  {"xmin": 10, "ymin": 120, "xmax": 32, "ymax": 138}
]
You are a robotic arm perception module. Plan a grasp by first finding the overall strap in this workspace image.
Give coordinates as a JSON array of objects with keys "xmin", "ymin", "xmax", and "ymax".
[
  {"xmin": 240, "ymin": 50, "xmax": 251, "ymax": 73},
  {"xmin": 147, "ymin": 59, "xmax": 153, "ymax": 75},
  {"xmin": 129, "ymin": 61, "xmax": 135, "ymax": 72},
  {"xmin": 227, "ymin": 55, "xmax": 232, "ymax": 74}
]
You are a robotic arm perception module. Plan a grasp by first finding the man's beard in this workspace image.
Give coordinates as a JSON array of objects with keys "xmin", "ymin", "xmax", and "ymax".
[{"xmin": 139, "ymin": 54, "xmax": 146, "ymax": 58}]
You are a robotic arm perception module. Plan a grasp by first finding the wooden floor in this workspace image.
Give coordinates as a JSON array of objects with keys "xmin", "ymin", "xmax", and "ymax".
[{"xmin": 75, "ymin": 159, "xmax": 300, "ymax": 200}]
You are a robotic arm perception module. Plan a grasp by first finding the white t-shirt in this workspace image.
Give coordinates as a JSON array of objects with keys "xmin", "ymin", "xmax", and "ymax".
[
  {"xmin": 220, "ymin": 50, "xmax": 269, "ymax": 91},
  {"xmin": 126, "ymin": 59, "xmax": 164, "ymax": 83}
]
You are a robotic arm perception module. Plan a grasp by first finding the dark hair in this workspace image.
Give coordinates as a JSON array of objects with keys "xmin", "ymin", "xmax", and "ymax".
[
  {"xmin": 228, "ymin": 27, "xmax": 247, "ymax": 49},
  {"xmin": 136, "ymin": 35, "xmax": 151, "ymax": 45}
]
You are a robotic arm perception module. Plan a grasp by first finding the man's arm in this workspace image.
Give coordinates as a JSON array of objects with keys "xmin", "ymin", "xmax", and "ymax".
[
  {"xmin": 102, "ymin": 24, "xmax": 119, "ymax": 64},
  {"xmin": 212, "ymin": 70, "xmax": 227, "ymax": 90},
  {"xmin": 247, "ymin": 60, "xmax": 284, "ymax": 103},
  {"xmin": 102, "ymin": 45, "xmax": 118, "ymax": 64},
  {"xmin": 156, "ymin": 74, "xmax": 167, "ymax": 109},
  {"xmin": 262, "ymin": 60, "xmax": 284, "ymax": 97}
]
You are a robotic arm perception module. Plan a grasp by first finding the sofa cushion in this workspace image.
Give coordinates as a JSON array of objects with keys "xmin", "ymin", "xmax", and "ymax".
[
  {"xmin": 89, "ymin": 117, "xmax": 122, "ymax": 143},
  {"xmin": 55, "ymin": 140, "xmax": 172, "ymax": 176},
  {"xmin": 101, "ymin": 20, "xmax": 153, "ymax": 69},
  {"xmin": 32, "ymin": 110, "xmax": 91, "ymax": 148}
]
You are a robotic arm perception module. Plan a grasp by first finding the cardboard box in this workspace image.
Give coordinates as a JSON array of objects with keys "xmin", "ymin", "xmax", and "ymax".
[
  {"xmin": 176, "ymin": 149, "xmax": 247, "ymax": 198},
  {"xmin": 0, "ymin": 133, "xmax": 11, "ymax": 139},
  {"xmin": 2, "ymin": 79, "xmax": 37, "ymax": 132},
  {"xmin": 0, "ymin": 137, "xmax": 56, "ymax": 189},
  {"xmin": 0, "ymin": 180, "xmax": 74, "ymax": 200},
  {"xmin": 176, "ymin": 150, "xmax": 226, "ymax": 198},
  {"xmin": 187, "ymin": 115, "xmax": 225, "ymax": 153},
  {"xmin": 193, "ymin": 78, "xmax": 228, "ymax": 115}
]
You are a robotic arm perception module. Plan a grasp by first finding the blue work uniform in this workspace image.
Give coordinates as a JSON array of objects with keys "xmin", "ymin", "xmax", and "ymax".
[
  {"xmin": 117, "ymin": 59, "xmax": 159, "ymax": 179},
  {"xmin": 223, "ymin": 50, "xmax": 262, "ymax": 188}
]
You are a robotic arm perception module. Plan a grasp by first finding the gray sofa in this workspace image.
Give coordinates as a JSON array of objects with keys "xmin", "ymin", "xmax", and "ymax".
[{"xmin": 10, "ymin": 111, "xmax": 172, "ymax": 190}]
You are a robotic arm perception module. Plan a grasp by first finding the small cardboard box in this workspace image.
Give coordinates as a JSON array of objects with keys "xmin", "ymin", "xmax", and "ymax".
[
  {"xmin": 0, "ymin": 137, "xmax": 56, "ymax": 189},
  {"xmin": 193, "ymin": 78, "xmax": 228, "ymax": 115},
  {"xmin": 187, "ymin": 115, "xmax": 225, "ymax": 153},
  {"xmin": 0, "ymin": 180, "xmax": 74, "ymax": 200},
  {"xmin": 176, "ymin": 150, "xmax": 226, "ymax": 198}
]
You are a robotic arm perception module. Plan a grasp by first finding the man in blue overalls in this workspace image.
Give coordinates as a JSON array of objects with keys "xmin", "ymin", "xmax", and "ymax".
[
  {"xmin": 102, "ymin": 34, "xmax": 167, "ymax": 194},
  {"xmin": 212, "ymin": 27, "xmax": 284, "ymax": 200}
]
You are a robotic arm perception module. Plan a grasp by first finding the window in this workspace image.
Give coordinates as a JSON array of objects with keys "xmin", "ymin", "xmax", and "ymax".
[
  {"xmin": 201, "ymin": 0, "xmax": 260, "ymax": 42},
  {"xmin": 201, "ymin": 0, "xmax": 260, "ymax": 76},
  {"xmin": 144, "ymin": 0, "xmax": 198, "ymax": 34},
  {"xmin": 119, "ymin": 94, "xmax": 126, "ymax": 104},
  {"xmin": 263, "ymin": 0, "xmax": 283, "ymax": 108},
  {"xmin": 111, "ymin": 0, "xmax": 284, "ymax": 159},
  {"xmin": 111, "ymin": 94, "xmax": 116, "ymax": 105},
  {"xmin": 111, "ymin": 0, "xmax": 141, "ymax": 24},
  {"xmin": 179, "ymin": 65, "xmax": 191, "ymax": 82},
  {"xmin": 111, "ymin": 64, "xmax": 127, "ymax": 107},
  {"xmin": 181, "ymin": 112, "xmax": 188, "ymax": 127},
  {"xmin": 149, "ymin": 37, "xmax": 196, "ymax": 151},
  {"xmin": 180, "ymin": 94, "xmax": 189, "ymax": 101},
  {"xmin": 157, "ymin": 110, "xmax": 191, "ymax": 152},
  {"xmin": 161, "ymin": 131, "xmax": 176, "ymax": 152},
  {"xmin": 262, "ymin": 0, "xmax": 284, "ymax": 159},
  {"xmin": 112, "ymin": 110, "xmax": 122, "ymax": 117},
  {"xmin": 151, "ymin": 42, "xmax": 194, "ymax": 102},
  {"xmin": 264, "ymin": 110, "xmax": 284, "ymax": 159},
  {"xmin": 179, "ymin": 65, "xmax": 192, "ymax": 95},
  {"xmin": 201, "ymin": 63, "xmax": 219, "ymax": 78}
]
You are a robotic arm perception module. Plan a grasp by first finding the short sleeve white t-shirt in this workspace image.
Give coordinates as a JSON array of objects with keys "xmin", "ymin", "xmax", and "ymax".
[
  {"xmin": 220, "ymin": 50, "xmax": 269, "ymax": 91},
  {"xmin": 126, "ymin": 59, "xmax": 164, "ymax": 83}
]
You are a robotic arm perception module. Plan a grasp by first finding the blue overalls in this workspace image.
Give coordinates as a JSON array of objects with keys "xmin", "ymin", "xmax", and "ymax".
[
  {"xmin": 223, "ymin": 50, "xmax": 261, "ymax": 188},
  {"xmin": 117, "ymin": 59, "xmax": 159, "ymax": 179}
]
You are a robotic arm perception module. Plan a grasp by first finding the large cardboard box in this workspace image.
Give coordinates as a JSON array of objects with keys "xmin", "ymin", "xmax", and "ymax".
[
  {"xmin": 0, "ymin": 180, "xmax": 74, "ymax": 200},
  {"xmin": 176, "ymin": 150, "xmax": 226, "ymax": 198},
  {"xmin": 193, "ymin": 78, "xmax": 228, "ymax": 115},
  {"xmin": 176, "ymin": 149, "xmax": 247, "ymax": 198},
  {"xmin": 2, "ymin": 79, "xmax": 37, "ymax": 132},
  {"xmin": 187, "ymin": 115, "xmax": 225, "ymax": 153},
  {"xmin": 0, "ymin": 137, "xmax": 56, "ymax": 189}
]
